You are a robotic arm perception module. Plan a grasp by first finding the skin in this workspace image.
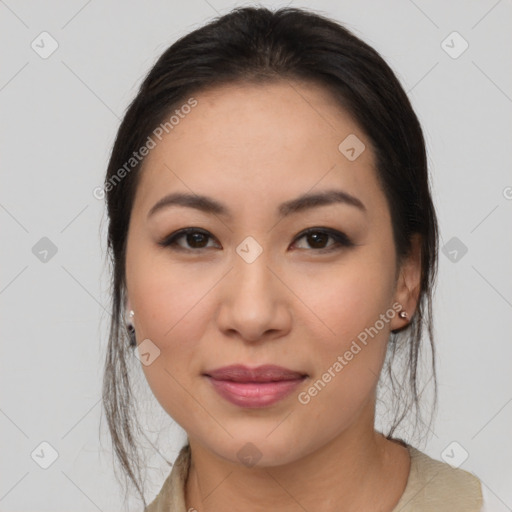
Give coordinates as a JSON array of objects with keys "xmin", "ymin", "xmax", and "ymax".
[{"xmin": 125, "ymin": 80, "xmax": 422, "ymax": 511}]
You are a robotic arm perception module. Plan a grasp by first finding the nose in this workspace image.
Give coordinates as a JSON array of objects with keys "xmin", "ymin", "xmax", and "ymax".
[{"xmin": 215, "ymin": 248, "xmax": 292, "ymax": 343}]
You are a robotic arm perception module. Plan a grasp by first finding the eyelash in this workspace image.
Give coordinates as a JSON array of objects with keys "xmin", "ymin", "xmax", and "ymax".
[{"xmin": 157, "ymin": 227, "xmax": 355, "ymax": 254}]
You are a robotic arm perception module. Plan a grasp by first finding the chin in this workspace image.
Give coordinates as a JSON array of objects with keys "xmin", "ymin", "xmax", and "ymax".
[{"xmin": 196, "ymin": 427, "xmax": 310, "ymax": 468}]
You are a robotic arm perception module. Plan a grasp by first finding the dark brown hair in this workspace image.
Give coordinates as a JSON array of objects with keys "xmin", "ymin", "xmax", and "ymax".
[{"xmin": 101, "ymin": 6, "xmax": 438, "ymax": 508}]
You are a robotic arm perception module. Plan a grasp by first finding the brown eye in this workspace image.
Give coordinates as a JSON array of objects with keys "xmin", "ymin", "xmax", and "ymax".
[
  {"xmin": 158, "ymin": 228, "xmax": 219, "ymax": 251},
  {"xmin": 305, "ymin": 231, "xmax": 329, "ymax": 249},
  {"xmin": 292, "ymin": 228, "xmax": 354, "ymax": 252},
  {"xmin": 185, "ymin": 231, "xmax": 209, "ymax": 248}
]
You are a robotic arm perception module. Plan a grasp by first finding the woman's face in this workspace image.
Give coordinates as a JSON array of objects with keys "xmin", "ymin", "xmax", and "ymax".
[{"xmin": 125, "ymin": 80, "xmax": 419, "ymax": 466}]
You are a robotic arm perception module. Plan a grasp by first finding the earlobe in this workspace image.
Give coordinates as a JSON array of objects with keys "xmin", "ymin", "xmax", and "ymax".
[{"xmin": 125, "ymin": 297, "xmax": 135, "ymax": 324}]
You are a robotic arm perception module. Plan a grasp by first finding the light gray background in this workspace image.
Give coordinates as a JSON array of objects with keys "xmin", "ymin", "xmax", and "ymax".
[{"xmin": 1, "ymin": 0, "xmax": 511, "ymax": 510}]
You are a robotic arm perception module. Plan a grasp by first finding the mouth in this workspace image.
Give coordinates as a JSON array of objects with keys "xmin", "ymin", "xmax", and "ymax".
[
  {"xmin": 203, "ymin": 364, "xmax": 308, "ymax": 408},
  {"xmin": 203, "ymin": 364, "xmax": 308, "ymax": 382}
]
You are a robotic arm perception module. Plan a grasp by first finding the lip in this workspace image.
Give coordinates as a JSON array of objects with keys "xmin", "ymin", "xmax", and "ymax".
[{"xmin": 203, "ymin": 365, "xmax": 308, "ymax": 408}]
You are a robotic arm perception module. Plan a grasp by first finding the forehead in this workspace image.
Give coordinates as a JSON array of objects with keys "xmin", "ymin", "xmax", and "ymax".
[{"xmin": 133, "ymin": 80, "xmax": 384, "ymax": 219}]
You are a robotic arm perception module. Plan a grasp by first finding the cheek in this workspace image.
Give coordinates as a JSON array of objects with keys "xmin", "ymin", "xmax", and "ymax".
[
  {"xmin": 125, "ymin": 246, "xmax": 209, "ymax": 370},
  {"xmin": 127, "ymin": 241, "xmax": 219, "ymax": 343},
  {"xmin": 290, "ymin": 247, "xmax": 396, "ymax": 406},
  {"xmin": 294, "ymin": 267, "xmax": 393, "ymax": 432},
  {"xmin": 127, "ymin": 254, "xmax": 232, "ymax": 391},
  {"xmin": 131, "ymin": 264, "xmax": 216, "ymax": 426},
  {"xmin": 295, "ymin": 253, "xmax": 396, "ymax": 346}
]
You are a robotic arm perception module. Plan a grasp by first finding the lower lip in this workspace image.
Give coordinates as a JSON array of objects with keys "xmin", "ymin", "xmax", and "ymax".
[{"xmin": 205, "ymin": 376, "xmax": 306, "ymax": 408}]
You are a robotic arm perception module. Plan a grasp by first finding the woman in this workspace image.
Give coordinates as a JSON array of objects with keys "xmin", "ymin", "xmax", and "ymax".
[{"xmin": 101, "ymin": 6, "xmax": 485, "ymax": 511}]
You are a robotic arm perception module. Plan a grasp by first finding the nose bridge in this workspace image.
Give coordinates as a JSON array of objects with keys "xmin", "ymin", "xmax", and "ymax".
[{"xmin": 231, "ymin": 237, "xmax": 275, "ymax": 305}]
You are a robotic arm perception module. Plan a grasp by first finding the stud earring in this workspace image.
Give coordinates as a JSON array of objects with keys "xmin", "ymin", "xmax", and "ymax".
[{"xmin": 399, "ymin": 310, "xmax": 408, "ymax": 319}]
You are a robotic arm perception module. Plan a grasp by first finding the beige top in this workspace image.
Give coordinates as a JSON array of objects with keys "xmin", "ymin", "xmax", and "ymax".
[{"xmin": 145, "ymin": 443, "xmax": 483, "ymax": 512}]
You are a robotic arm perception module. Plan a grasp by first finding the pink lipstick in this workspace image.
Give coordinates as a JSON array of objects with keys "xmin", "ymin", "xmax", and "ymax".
[{"xmin": 203, "ymin": 364, "xmax": 307, "ymax": 408}]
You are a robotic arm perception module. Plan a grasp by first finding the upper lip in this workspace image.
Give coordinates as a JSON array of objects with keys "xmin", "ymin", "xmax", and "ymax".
[{"xmin": 203, "ymin": 364, "xmax": 307, "ymax": 382}]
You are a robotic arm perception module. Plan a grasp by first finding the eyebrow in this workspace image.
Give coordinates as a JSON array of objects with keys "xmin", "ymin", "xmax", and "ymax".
[{"xmin": 147, "ymin": 189, "xmax": 366, "ymax": 220}]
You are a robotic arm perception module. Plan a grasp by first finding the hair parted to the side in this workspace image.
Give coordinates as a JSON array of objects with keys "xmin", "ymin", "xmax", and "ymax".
[{"xmin": 101, "ymin": 6, "xmax": 438, "ymax": 508}]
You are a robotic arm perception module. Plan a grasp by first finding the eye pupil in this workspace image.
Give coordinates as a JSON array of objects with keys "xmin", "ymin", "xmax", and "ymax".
[
  {"xmin": 308, "ymin": 232, "xmax": 328, "ymax": 248},
  {"xmin": 188, "ymin": 232, "xmax": 208, "ymax": 248}
]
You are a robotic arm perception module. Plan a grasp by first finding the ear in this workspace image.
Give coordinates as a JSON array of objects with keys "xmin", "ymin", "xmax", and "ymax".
[
  {"xmin": 390, "ymin": 233, "xmax": 422, "ymax": 331},
  {"xmin": 125, "ymin": 296, "xmax": 133, "ymax": 321}
]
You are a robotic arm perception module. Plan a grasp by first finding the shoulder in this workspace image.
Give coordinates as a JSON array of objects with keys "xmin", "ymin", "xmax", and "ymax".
[
  {"xmin": 392, "ymin": 443, "xmax": 483, "ymax": 512},
  {"xmin": 144, "ymin": 444, "xmax": 191, "ymax": 512}
]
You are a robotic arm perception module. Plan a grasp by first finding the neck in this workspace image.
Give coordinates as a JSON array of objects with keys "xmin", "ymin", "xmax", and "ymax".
[{"xmin": 184, "ymin": 403, "xmax": 410, "ymax": 512}]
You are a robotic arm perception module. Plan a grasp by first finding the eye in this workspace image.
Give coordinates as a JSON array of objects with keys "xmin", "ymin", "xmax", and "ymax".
[
  {"xmin": 291, "ymin": 227, "xmax": 354, "ymax": 252},
  {"xmin": 158, "ymin": 227, "xmax": 354, "ymax": 253},
  {"xmin": 157, "ymin": 228, "xmax": 220, "ymax": 251}
]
